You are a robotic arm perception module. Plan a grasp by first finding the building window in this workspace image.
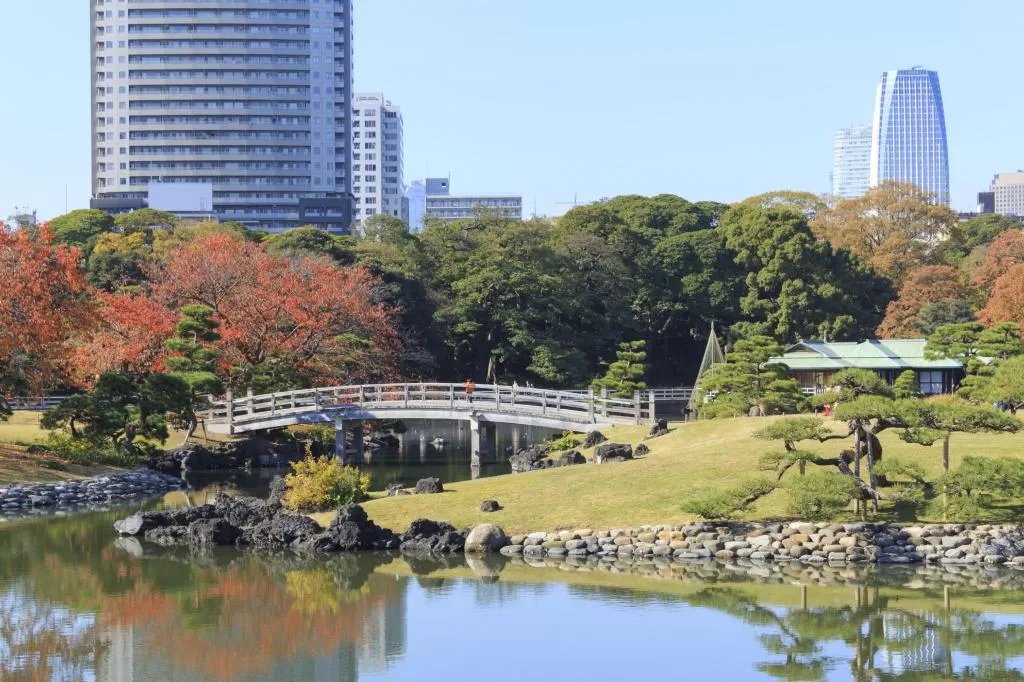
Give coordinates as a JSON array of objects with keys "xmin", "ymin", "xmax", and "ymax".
[{"xmin": 919, "ymin": 371, "xmax": 944, "ymax": 395}]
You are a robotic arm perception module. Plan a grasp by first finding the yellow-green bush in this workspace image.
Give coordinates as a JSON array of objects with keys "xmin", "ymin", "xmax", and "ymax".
[{"xmin": 283, "ymin": 456, "xmax": 370, "ymax": 511}]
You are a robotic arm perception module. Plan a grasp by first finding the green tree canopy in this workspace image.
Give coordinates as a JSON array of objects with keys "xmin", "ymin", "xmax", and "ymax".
[
  {"xmin": 114, "ymin": 208, "xmax": 178, "ymax": 234},
  {"xmin": 593, "ymin": 341, "xmax": 648, "ymax": 398},
  {"xmin": 45, "ymin": 209, "xmax": 114, "ymax": 251}
]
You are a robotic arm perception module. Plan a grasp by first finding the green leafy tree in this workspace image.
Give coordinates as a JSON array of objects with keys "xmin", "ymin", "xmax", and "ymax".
[
  {"xmin": 914, "ymin": 299, "xmax": 975, "ymax": 336},
  {"xmin": 593, "ymin": 341, "xmax": 648, "ymax": 398},
  {"xmin": 987, "ymin": 355, "xmax": 1024, "ymax": 412},
  {"xmin": 85, "ymin": 250, "xmax": 147, "ymax": 292},
  {"xmin": 937, "ymin": 213, "xmax": 1024, "ymax": 266},
  {"xmin": 45, "ymin": 209, "xmax": 114, "ymax": 252},
  {"xmin": 40, "ymin": 371, "xmax": 191, "ymax": 454},
  {"xmin": 113, "ymin": 208, "xmax": 178, "ymax": 234},
  {"xmin": 262, "ymin": 225, "xmax": 355, "ymax": 264},
  {"xmin": 926, "ymin": 321, "xmax": 1024, "ymax": 400},
  {"xmin": 164, "ymin": 305, "xmax": 224, "ymax": 440},
  {"xmin": 719, "ymin": 204, "xmax": 894, "ymax": 342},
  {"xmin": 892, "ymin": 370, "xmax": 922, "ymax": 399}
]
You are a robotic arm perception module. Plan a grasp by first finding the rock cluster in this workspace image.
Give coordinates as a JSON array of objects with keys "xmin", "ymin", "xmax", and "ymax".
[
  {"xmin": 0, "ymin": 470, "xmax": 182, "ymax": 516},
  {"xmin": 582, "ymin": 430, "xmax": 607, "ymax": 449},
  {"xmin": 479, "ymin": 499, "xmax": 502, "ymax": 512},
  {"xmin": 647, "ymin": 419, "xmax": 670, "ymax": 439},
  {"xmin": 497, "ymin": 521, "xmax": 1024, "ymax": 565},
  {"xmin": 147, "ymin": 439, "xmax": 304, "ymax": 476},
  {"xmin": 413, "ymin": 477, "xmax": 443, "ymax": 494},
  {"xmin": 509, "ymin": 444, "xmax": 589, "ymax": 472}
]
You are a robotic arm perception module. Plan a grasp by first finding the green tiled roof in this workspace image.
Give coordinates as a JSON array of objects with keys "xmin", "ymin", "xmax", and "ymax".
[{"xmin": 769, "ymin": 339, "xmax": 962, "ymax": 371}]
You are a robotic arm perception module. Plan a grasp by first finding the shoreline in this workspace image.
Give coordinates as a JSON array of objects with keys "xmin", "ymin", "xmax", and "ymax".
[{"xmin": 0, "ymin": 469, "xmax": 183, "ymax": 519}]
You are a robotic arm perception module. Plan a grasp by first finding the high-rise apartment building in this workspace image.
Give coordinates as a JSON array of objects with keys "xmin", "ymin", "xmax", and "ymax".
[
  {"xmin": 990, "ymin": 172, "xmax": 1024, "ymax": 216},
  {"xmin": 352, "ymin": 92, "xmax": 404, "ymax": 224},
  {"xmin": 90, "ymin": 0, "xmax": 354, "ymax": 233},
  {"xmin": 830, "ymin": 125, "xmax": 871, "ymax": 199},
  {"xmin": 869, "ymin": 67, "xmax": 950, "ymax": 204}
]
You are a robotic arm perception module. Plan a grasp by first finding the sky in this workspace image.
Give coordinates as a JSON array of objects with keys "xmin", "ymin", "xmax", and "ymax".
[{"xmin": 3, "ymin": 0, "xmax": 1024, "ymax": 221}]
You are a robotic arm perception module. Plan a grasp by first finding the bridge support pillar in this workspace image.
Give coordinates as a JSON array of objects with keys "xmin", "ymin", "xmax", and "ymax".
[
  {"xmin": 469, "ymin": 415, "xmax": 497, "ymax": 467},
  {"xmin": 334, "ymin": 417, "xmax": 364, "ymax": 465}
]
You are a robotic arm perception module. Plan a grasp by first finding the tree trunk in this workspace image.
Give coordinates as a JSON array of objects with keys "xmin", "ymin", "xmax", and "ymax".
[
  {"xmin": 69, "ymin": 418, "xmax": 79, "ymax": 440},
  {"xmin": 183, "ymin": 419, "xmax": 196, "ymax": 443},
  {"xmin": 853, "ymin": 426, "xmax": 862, "ymax": 515},
  {"xmin": 942, "ymin": 435, "xmax": 950, "ymax": 474},
  {"xmin": 866, "ymin": 430, "xmax": 878, "ymax": 513}
]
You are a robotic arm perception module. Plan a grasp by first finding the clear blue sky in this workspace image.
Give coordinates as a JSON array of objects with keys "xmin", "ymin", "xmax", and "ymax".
[{"xmin": 3, "ymin": 0, "xmax": 1023, "ymax": 221}]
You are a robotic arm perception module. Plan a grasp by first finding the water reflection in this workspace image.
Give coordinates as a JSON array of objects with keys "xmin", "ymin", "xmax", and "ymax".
[{"xmin": 5, "ymin": 509, "xmax": 1024, "ymax": 680}]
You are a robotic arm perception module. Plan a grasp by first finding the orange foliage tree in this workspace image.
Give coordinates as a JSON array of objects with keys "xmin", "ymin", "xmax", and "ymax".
[
  {"xmin": 0, "ymin": 226, "xmax": 92, "ymax": 397},
  {"xmin": 811, "ymin": 181, "xmax": 957, "ymax": 284},
  {"xmin": 981, "ymin": 263, "xmax": 1024, "ymax": 331},
  {"xmin": 876, "ymin": 265, "xmax": 969, "ymax": 338},
  {"xmin": 71, "ymin": 291, "xmax": 176, "ymax": 383},
  {"xmin": 971, "ymin": 230, "xmax": 1024, "ymax": 293},
  {"xmin": 153, "ymin": 233, "xmax": 400, "ymax": 389}
]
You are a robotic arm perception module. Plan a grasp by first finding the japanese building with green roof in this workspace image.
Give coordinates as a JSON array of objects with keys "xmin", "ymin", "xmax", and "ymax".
[{"xmin": 769, "ymin": 339, "xmax": 964, "ymax": 395}]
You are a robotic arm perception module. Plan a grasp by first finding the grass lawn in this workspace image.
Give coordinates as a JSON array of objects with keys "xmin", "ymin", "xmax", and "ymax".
[
  {"xmin": 0, "ymin": 411, "xmax": 236, "ymax": 484},
  {"xmin": 312, "ymin": 415, "xmax": 1024, "ymax": 534}
]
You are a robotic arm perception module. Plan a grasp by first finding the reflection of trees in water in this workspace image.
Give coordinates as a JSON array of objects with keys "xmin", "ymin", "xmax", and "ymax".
[
  {"xmin": 0, "ymin": 585, "xmax": 108, "ymax": 681},
  {"xmin": 0, "ymin": 514, "xmax": 410, "ymax": 682},
  {"xmin": 686, "ymin": 586, "xmax": 1024, "ymax": 681}
]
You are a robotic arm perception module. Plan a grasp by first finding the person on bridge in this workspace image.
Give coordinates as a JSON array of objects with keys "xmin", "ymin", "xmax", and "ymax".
[{"xmin": 464, "ymin": 379, "xmax": 476, "ymax": 404}]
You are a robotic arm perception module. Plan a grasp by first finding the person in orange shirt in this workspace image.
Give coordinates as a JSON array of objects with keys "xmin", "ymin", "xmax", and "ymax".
[{"xmin": 464, "ymin": 379, "xmax": 476, "ymax": 404}]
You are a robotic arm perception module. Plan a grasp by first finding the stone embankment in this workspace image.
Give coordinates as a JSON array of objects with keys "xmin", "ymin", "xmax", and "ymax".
[
  {"xmin": 498, "ymin": 521, "xmax": 1024, "ymax": 566},
  {"xmin": 0, "ymin": 469, "xmax": 183, "ymax": 517}
]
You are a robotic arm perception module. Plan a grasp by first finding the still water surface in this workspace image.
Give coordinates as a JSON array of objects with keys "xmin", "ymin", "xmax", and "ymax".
[{"xmin": 5, "ymin": 502, "xmax": 1024, "ymax": 681}]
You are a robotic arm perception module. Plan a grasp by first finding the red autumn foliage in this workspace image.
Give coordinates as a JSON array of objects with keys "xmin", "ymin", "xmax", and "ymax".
[
  {"xmin": 980, "ymin": 263, "xmax": 1024, "ymax": 332},
  {"xmin": 71, "ymin": 291, "xmax": 176, "ymax": 383},
  {"xmin": 876, "ymin": 265, "xmax": 969, "ymax": 338},
  {"xmin": 972, "ymin": 230, "xmax": 1024, "ymax": 293},
  {"xmin": 153, "ymin": 233, "xmax": 400, "ymax": 386},
  {"xmin": 0, "ymin": 226, "xmax": 92, "ymax": 392}
]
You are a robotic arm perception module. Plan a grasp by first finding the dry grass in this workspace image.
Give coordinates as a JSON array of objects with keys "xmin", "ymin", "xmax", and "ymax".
[{"xmin": 312, "ymin": 415, "xmax": 1024, "ymax": 534}]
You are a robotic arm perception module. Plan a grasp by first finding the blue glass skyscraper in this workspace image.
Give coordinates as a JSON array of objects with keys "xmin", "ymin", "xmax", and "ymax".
[{"xmin": 869, "ymin": 68, "xmax": 950, "ymax": 204}]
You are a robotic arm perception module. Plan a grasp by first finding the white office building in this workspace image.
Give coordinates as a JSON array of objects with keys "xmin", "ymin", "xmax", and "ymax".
[
  {"xmin": 831, "ymin": 124, "xmax": 871, "ymax": 199},
  {"xmin": 352, "ymin": 92, "xmax": 404, "ymax": 224},
  {"xmin": 421, "ymin": 177, "xmax": 521, "ymax": 223},
  {"xmin": 90, "ymin": 0, "xmax": 355, "ymax": 233},
  {"xmin": 990, "ymin": 172, "xmax": 1024, "ymax": 216}
]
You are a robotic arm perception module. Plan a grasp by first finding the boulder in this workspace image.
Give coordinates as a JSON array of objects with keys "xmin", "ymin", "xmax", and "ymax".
[
  {"xmin": 647, "ymin": 419, "xmax": 670, "ymax": 439},
  {"xmin": 582, "ymin": 431, "xmax": 607, "ymax": 449},
  {"xmin": 400, "ymin": 518, "xmax": 465, "ymax": 554},
  {"xmin": 385, "ymin": 483, "xmax": 410, "ymax": 497},
  {"xmin": 509, "ymin": 444, "xmax": 550, "ymax": 473},
  {"xmin": 479, "ymin": 500, "xmax": 502, "ymax": 512},
  {"xmin": 213, "ymin": 490, "xmax": 275, "ymax": 527},
  {"xmin": 144, "ymin": 526, "xmax": 188, "ymax": 546},
  {"xmin": 267, "ymin": 476, "xmax": 287, "ymax": 509},
  {"xmin": 114, "ymin": 513, "xmax": 157, "ymax": 536},
  {"xmin": 327, "ymin": 504, "xmax": 400, "ymax": 551},
  {"xmin": 242, "ymin": 514, "xmax": 323, "ymax": 550},
  {"xmin": 187, "ymin": 518, "xmax": 241, "ymax": 547},
  {"xmin": 413, "ymin": 477, "xmax": 444, "ymax": 494},
  {"xmin": 179, "ymin": 444, "xmax": 218, "ymax": 472},
  {"xmin": 465, "ymin": 524, "xmax": 509, "ymax": 553},
  {"xmin": 593, "ymin": 443, "xmax": 633, "ymax": 464},
  {"xmin": 634, "ymin": 444, "xmax": 650, "ymax": 457},
  {"xmin": 557, "ymin": 451, "xmax": 586, "ymax": 466}
]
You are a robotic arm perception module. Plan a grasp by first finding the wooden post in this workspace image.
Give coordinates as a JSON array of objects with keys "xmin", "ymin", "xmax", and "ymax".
[
  {"xmin": 207, "ymin": 394, "xmax": 215, "ymax": 422},
  {"xmin": 496, "ymin": 385, "xmax": 501, "ymax": 410},
  {"xmin": 588, "ymin": 388, "xmax": 595, "ymax": 422},
  {"xmin": 556, "ymin": 392, "xmax": 562, "ymax": 415},
  {"xmin": 246, "ymin": 387, "xmax": 253, "ymax": 415},
  {"xmin": 648, "ymin": 391, "xmax": 656, "ymax": 424},
  {"xmin": 403, "ymin": 383, "xmax": 409, "ymax": 408},
  {"xmin": 633, "ymin": 390, "xmax": 641, "ymax": 425},
  {"xmin": 449, "ymin": 384, "xmax": 455, "ymax": 408},
  {"xmin": 600, "ymin": 388, "xmax": 608, "ymax": 418},
  {"xmin": 542, "ymin": 392, "xmax": 547, "ymax": 415},
  {"xmin": 313, "ymin": 387, "xmax": 320, "ymax": 410},
  {"xmin": 358, "ymin": 385, "xmax": 365, "ymax": 405},
  {"xmin": 225, "ymin": 388, "xmax": 234, "ymax": 425},
  {"xmin": 270, "ymin": 393, "xmax": 276, "ymax": 416}
]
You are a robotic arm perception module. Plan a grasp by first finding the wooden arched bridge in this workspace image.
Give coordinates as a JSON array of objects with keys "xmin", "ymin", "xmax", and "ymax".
[{"xmin": 203, "ymin": 383, "xmax": 692, "ymax": 462}]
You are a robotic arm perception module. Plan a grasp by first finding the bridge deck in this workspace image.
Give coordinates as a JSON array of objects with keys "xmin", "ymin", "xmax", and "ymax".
[{"xmin": 205, "ymin": 383, "xmax": 656, "ymax": 435}]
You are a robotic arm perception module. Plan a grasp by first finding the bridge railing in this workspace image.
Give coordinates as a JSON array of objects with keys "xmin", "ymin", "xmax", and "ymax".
[
  {"xmin": 6, "ymin": 396, "xmax": 66, "ymax": 411},
  {"xmin": 206, "ymin": 382, "xmax": 652, "ymax": 428}
]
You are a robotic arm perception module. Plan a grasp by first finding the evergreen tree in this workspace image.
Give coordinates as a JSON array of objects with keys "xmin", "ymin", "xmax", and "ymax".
[
  {"xmin": 892, "ymin": 370, "xmax": 922, "ymax": 399},
  {"xmin": 594, "ymin": 341, "xmax": 648, "ymax": 398},
  {"xmin": 164, "ymin": 304, "xmax": 224, "ymax": 440}
]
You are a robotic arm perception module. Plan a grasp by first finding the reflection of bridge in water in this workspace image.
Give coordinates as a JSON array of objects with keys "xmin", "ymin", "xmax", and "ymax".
[{"xmin": 205, "ymin": 383, "xmax": 692, "ymax": 463}]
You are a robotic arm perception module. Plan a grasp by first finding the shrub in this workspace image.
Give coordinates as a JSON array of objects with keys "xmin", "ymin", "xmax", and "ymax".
[
  {"xmin": 43, "ymin": 432, "xmax": 140, "ymax": 466},
  {"xmin": 284, "ymin": 455, "xmax": 370, "ymax": 511},
  {"xmin": 785, "ymin": 472, "xmax": 858, "ymax": 520},
  {"xmin": 683, "ymin": 478, "xmax": 777, "ymax": 520},
  {"xmin": 547, "ymin": 431, "xmax": 581, "ymax": 451},
  {"xmin": 700, "ymin": 393, "xmax": 750, "ymax": 419}
]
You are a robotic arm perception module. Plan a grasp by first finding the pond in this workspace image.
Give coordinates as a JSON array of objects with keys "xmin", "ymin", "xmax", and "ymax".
[
  {"xmin": 187, "ymin": 419, "xmax": 560, "ymax": 497},
  {"xmin": 4, "ymin": 504, "xmax": 1024, "ymax": 680}
]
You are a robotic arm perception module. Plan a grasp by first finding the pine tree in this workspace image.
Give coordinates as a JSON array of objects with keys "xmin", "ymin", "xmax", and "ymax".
[
  {"xmin": 164, "ymin": 304, "xmax": 224, "ymax": 440},
  {"xmin": 594, "ymin": 341, "xmax": 648, "ymax": 398},
  {"xmin": 892, "ymin": 370, "xmax": 922, "ymax": 399}
]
